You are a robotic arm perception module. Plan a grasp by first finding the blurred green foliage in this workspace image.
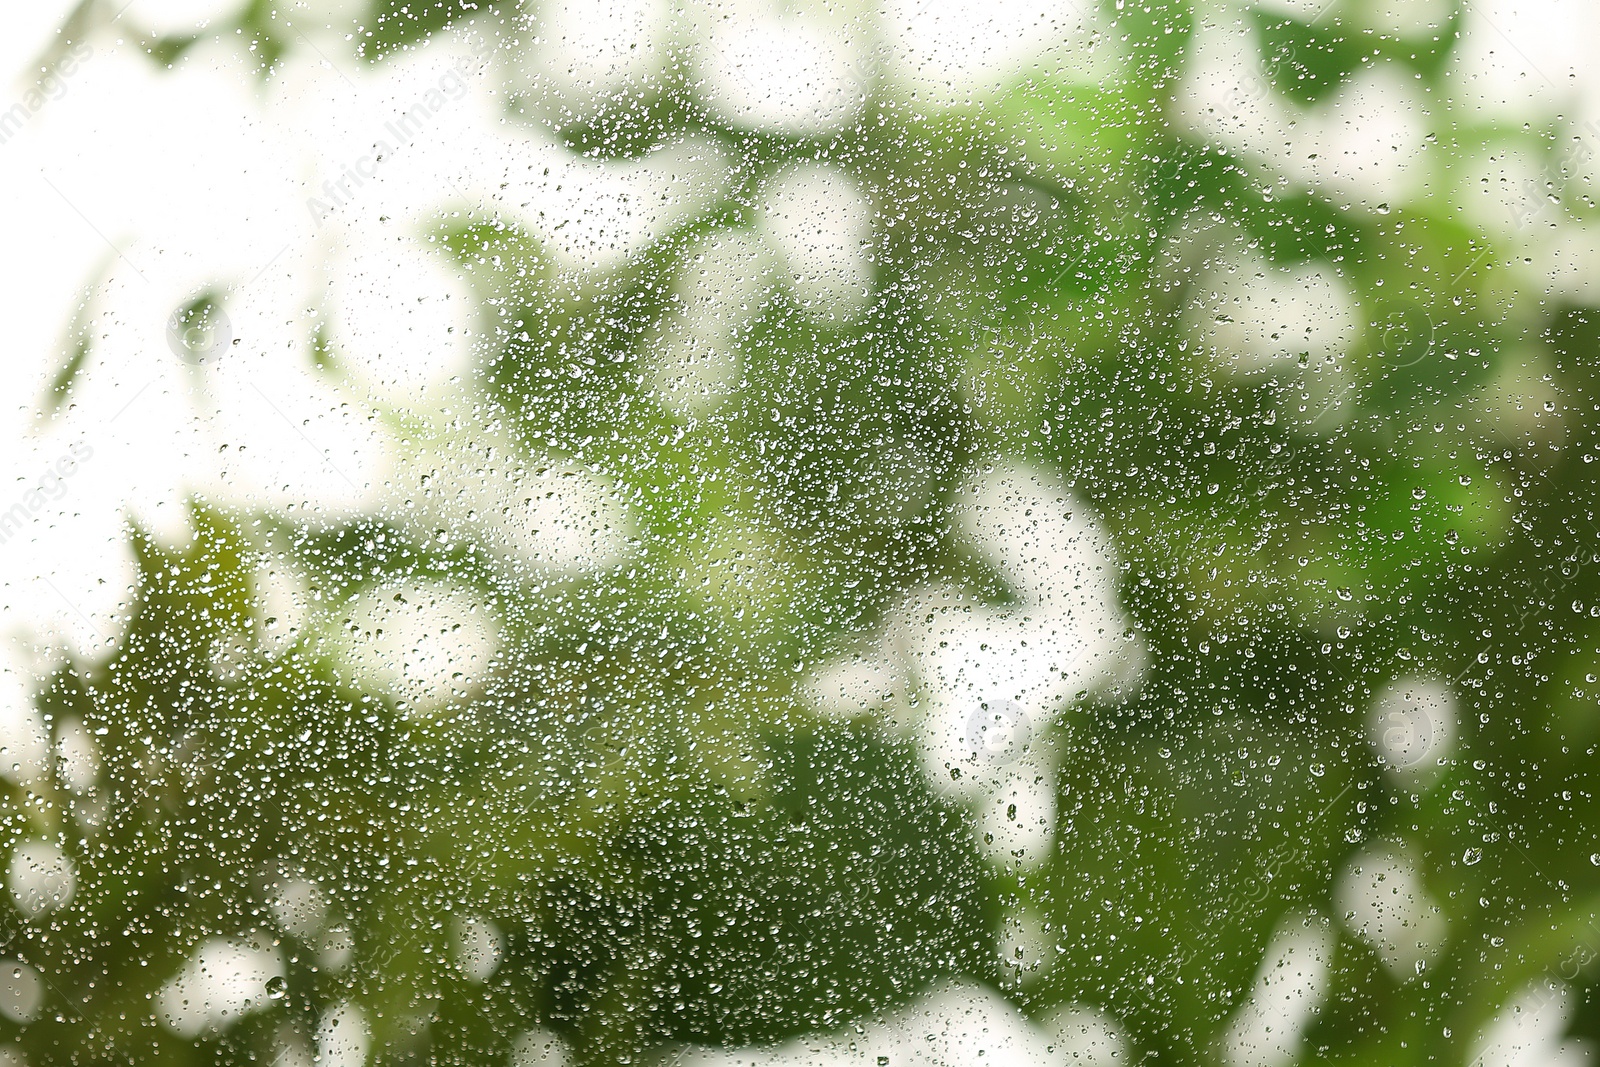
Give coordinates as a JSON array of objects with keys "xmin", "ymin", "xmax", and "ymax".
[{"xmin": 10, "ymin": 0, "xmax": 1600, "ymax": 1064}]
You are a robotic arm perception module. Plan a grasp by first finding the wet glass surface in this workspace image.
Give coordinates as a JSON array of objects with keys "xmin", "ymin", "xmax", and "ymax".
[{"xmin": 2, "ymin": 0, "xmax": 1600, "ymax": 1064}]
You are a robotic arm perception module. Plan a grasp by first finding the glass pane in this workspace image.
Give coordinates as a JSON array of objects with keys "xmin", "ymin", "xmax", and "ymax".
[{"xmin": 0, "ymin": 0, "xmax": 1596, "ymax": 1064}]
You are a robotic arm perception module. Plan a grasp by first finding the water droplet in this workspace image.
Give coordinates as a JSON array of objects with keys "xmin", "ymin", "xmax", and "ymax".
[
  {"xmin": 266, "ymin": 975, "xmax": 287, "ymax": 999},
  {"xmin": 1462, "ymin": 847, "xmax": 1482, "ymax": 866}
]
